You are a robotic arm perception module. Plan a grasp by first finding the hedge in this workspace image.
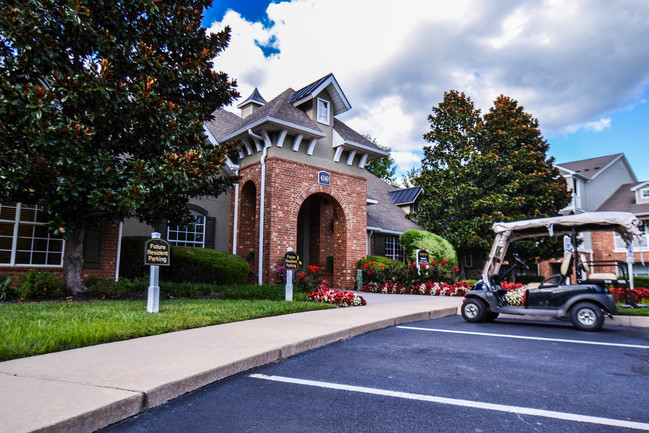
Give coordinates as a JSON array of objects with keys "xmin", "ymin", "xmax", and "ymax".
[
  {"xmin": 399, "ymin": 230, "xmax": 458, "ymax": 266},
  {"xmin": 161, "ymin": 246, "xmax": 249, "ymax": 285}
]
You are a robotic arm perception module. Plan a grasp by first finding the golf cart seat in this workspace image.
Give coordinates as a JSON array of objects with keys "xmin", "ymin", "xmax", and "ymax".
[
  {"xmin": 535, "ymin": 254, "xmax": 573, "ymax": 287},
  {"xmin": 579, "ymin": 254, "xmax": 617, "ymax": 283}
]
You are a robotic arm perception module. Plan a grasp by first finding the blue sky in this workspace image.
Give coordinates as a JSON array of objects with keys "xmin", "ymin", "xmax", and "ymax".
[{"xmin": 203, "ymin": 1, "xmax": 649, "ymax": 182}]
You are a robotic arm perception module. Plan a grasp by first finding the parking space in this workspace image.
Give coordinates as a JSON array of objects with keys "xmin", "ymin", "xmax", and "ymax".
[{"xmin": 101, "ymin": 316, "xmax": 649, "ymax": 433}]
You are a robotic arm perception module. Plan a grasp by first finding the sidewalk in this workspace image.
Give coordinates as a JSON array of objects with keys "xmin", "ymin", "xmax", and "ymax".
[{"xmin": 0, "ymin": 294, "xmax": 463, "ymax": 433}]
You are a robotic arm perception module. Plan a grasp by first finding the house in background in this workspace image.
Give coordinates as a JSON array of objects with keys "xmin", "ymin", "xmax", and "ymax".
[{"xmin": 537, "ymin": 153, "xmax": 647, "ymax": 278}]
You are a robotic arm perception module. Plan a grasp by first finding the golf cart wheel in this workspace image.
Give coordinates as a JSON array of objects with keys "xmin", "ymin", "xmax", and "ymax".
[
  {"xmin": 485, "ymin": 311, "xmax": 500, "ymax": 321},
  {"xmin": 570, "ymin": 302, "xmax": 604, "ymax": 331},
  {"xmin": 461, "ymin": 298, "xmax": 487, "ymax": 323}
]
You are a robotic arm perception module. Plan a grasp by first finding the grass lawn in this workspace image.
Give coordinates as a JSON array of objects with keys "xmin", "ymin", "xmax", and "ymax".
[
  {"xmin": 616, "ymin": 303, "xmax": 649, "ymax": 316},
  {"xmin": 0, "ymin": 299, "xmax": 333, "ymax": 362}
]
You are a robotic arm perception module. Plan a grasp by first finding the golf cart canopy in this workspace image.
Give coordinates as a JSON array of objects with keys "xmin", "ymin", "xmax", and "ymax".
[
  {"xmin": 492, "ymin": 212, "xmax": 641, "ymax": 244},
  {"xmin": 483, "ymin": 212, "xmax": 642, "ymax": 288}
]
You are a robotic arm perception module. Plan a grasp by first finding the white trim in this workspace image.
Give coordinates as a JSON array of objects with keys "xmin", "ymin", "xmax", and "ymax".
[
  {"xmin": 341, "ymin": 139, "xmax": 389, "ymax": 156},
  {"xmin": 292, "ymin": 134, "xmax": 303, "ymax": 152},
  {"xmin": 366, "ymin": 226, "xmax": 404, "ymax": 236},
  {"xmin": 290, "ymin": 75, "xmax": 352, "ymax": 114},
  {"xmin": 333, "ymin": 146, "xmax": 344, "ymax": 162},
  {"xmin": 306, "ymin": 138, "xmax": 318, "ymax": 155},
  {"xmin": 242, "ymin": 139, "xmax": 253, "ymax": 155},
  {"xmin": 276, "ymin": 129, "xmax": 287, "ymax": 148},
  {"xmin": 589, "ymin": 153, "xmax": 624, "ymax": 181},
  {"xmin": 346, "ymin": 150, "xmax": 356, "ymax": 165},
  {"xmin": 358, "ymin": 153, "xmax": 369, "ymax": 169},
  {"xmin": 220, "ymin": 116, "xmax": 325, "ymax": 142},
  {"xmin": 115, "ymin": 222, "xmax": 123, "ymax": 281},
  {"xmin": 630, "ymin": 181, "xmax": 649, "ymax": 192},
  {"xmin": 316, "ymin": 97, "xmax": 330, "ymax": 125}
]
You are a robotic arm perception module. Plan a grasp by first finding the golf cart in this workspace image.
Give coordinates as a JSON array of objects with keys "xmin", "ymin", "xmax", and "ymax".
[{"xmin": 461, "ymin": 212, "xmax": 643, "ymax": 331}]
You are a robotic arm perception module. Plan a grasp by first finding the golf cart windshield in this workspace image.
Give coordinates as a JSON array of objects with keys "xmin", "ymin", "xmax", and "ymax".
[{"xmin": 482, "ymin": 212, "xmax": 642, "ymax": 289}]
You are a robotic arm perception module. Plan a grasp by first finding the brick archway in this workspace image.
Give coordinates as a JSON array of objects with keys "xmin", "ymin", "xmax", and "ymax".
[{"xmin": 295, "ymin": 192, "xmax": 347, "ymax": 288}]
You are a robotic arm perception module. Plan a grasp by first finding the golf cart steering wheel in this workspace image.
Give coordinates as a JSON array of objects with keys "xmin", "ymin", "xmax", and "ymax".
[{"xmin": 513, "ymin": 253, "xmax": 530, "ymax": 270}]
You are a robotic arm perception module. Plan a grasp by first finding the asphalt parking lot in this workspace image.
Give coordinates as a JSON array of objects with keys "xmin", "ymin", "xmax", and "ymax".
[{"xmin": 101, "ymin": 315, "xmax": 649, "ymax": 433}]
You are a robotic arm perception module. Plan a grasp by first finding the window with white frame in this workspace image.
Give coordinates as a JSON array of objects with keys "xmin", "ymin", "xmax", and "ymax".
[
  {"xmin": 642, "ymin": 189, "xmax": 649, "ymax": 199},
  {"xmin": 167, "ymin": 213, "xmax": 206, "ymax": 248},
  {"xmin": 614, "ymin": 220, "xmax": 649, "ymax": 250},
  {"xmin": 317, "ymin": 98, "xmax": 330, "ymax": 124},
  {"xmin": 385, "ymin": 236, "xmax": 405, "ymax": 262},
  {"xmin": 0, "ymin": 202, "xmax": 65, "ymax": 266}
]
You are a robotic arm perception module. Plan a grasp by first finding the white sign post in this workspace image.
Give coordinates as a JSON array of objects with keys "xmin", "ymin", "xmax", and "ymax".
[
  {"xmin": 147, "ymin": 232, "xmax": 162, "ymax": 313},
  {"xmin": 284, "ymin": 247, "xmax": 299, "ymax": 302}
]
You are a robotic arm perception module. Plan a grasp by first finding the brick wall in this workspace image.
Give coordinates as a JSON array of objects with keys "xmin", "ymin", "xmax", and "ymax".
[
  {"xmin": 0, "ymin": 221, "xmax": 120, "ymax": 284},
  {"xmin": 232, "ymin": 157, "xmax": 367, "ymax": 288}
]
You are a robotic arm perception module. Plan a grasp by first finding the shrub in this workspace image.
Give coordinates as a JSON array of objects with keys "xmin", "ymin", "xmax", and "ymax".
[
  {"xmin": 161, "ymin": 246, "xmax": 249, "ymax": 285},
  {"xmin": 357, "ymin": 255, "xmax": 403, "ymax": 269},
  {"xmin": 295, "ymin": 265, "xmax": 322, "ymax": 292},
  {"xmin": 84, "ymin": 276, "xmax": 129, "ymax": 299},
  {"xmin": 399, "ymin": 230, "xmax": 458, "ymax": 266},
  {"xmin": 119, "ymin": 236, "xmax": 149, "ymax": 279},
  {"xmin": 633, "ymin": 276, "xmax": 649, "ymax": 288},
  {"xmin": 217, "ymin": 284, "xmax": 284, "ymax": 301},
  {"xmin": 159, "ymin": 282, "xmax": 218, "ymax": 298},
  {"xmin": 0, "ymin": 275, "xmax": 12, "ymax": 301},
  {"xmin": 15, "ymin": 271, "xmax": 62, "ymax": 300}
]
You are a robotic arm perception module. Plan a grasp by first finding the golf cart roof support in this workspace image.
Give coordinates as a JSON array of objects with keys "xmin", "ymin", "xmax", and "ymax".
[{"xmin": 482, "ymin": 212, "xmax": 642, "ymax": 286}]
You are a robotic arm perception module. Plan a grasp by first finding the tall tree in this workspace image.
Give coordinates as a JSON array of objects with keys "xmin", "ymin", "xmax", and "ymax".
[
  {"xmin": 0, "ymin": 0, "xmax": 239, "ymax": 293},
  {"xmin": 415, "ymin": 91, "xmax": 571, "ymax": 278},
  {"xmin": 363, "ymin": 135, "xmax": 397, "ymax": 185}
]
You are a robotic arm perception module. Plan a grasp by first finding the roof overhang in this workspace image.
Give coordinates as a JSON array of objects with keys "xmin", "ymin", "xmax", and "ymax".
[
  {"xmin": 291, "ymin": 75, "xmax": 351, "ymax": 116},
  {"xmin": 219, "ymin": 116, "xmax": 326, "ymax": 142}
]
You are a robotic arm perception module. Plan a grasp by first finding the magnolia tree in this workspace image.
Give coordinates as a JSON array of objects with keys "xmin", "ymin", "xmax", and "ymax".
[
  {"xmin": 414, "ymin": 91, "xmax": 571, "ymax": 278},
  {"xmin": 0, "ymin": 0, "xmax": 239, "ymax": 293}
]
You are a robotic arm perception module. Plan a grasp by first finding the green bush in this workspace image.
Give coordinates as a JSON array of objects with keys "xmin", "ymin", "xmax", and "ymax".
[
  {"xmin": 158, "ymin": 282, "xmax": 218, "ymax": 298},
  {"xmin": 119, "ymin": 236, "xmax": 149, "ymax": 279},
  {"xmin": 84, "ymin": 276, "xmax": 134, "ymax": 299},
  {"xmin": 15, "ymin": 271, "xmax": 62, "ymax": 300},
  {"xmin": 634, "ymin": 276, "xmax": 649, "ymax": 288},
  {"xmin": 357, "ymin": 255, "xmax": 404, "ymax": 269},
  {"xmin": 217, "ymin": 284, "xmax": 285, "ymax": 301},
  {"xmin": 0, "ymin": 275, "xmax": 12, "ymax": 301},
  {"xmin": 162, "ymin": 246, "xmax": 249, "ymax": 285},
  {"xmin": 400, "ymin": 230, "xmax": 458, "ymax": 266}
]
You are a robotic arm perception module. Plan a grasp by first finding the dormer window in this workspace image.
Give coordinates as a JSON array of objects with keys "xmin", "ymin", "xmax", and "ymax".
[
  {"xmin": 317, "ymin": 98, "xmax": 330, "ymax": 124},
  {"xmin": 643, "ymin": 189, "xmax": 649, "ymax": 199}
]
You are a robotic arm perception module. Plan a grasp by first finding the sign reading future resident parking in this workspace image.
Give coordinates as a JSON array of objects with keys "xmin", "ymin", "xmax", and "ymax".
[
  {"xmin": 144, "ymin": 238, "xmax": 171, "ymax": 266},
  {"xmin": 318, "ymin": 171, "xmax": 330, "ymax": 185},
  {"xmin": 283, "ymin": 251, "xmax": 300, "ymax": 270},
  {"xmin": 417, "ymin": 249, "xmax": 429, "ymax": 267}
]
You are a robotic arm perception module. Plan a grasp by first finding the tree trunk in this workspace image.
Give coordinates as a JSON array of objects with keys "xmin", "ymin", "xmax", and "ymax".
[{"xmin": 63, "ymin": 228, "xmax": 86, "ymax": 295}]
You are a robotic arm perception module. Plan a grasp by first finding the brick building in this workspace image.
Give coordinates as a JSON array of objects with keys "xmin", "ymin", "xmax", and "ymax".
[{"xmin": 0, "ymin": 74, "xmax": 420, "ymax": 288}]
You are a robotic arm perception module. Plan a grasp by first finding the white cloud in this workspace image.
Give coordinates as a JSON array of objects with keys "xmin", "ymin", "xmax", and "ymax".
[{"xmin": 207, "ymin": 0, "xmax": 649, "ymax": 174}]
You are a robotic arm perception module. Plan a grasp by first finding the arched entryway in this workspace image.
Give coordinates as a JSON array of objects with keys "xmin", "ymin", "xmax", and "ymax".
[
  {"xmin": 296, "ymin": 193, "xmax": 346, "ymax": 287},
  {"xmin": 239, "ymin": 180, "xmax": 258, "ymax": 282}
]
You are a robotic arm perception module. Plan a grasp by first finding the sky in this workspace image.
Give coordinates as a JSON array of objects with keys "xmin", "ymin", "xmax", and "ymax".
[{"xmin": 202, "ymin": 0, "xmax": 649, "ymax": 182}]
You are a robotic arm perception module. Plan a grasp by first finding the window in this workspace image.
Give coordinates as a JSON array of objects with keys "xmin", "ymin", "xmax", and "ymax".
[
  {"xmin": 167, "ymin": 214, "xmax": 206, "ymax": 248},
  {"xmin": 317, "ymin": 98, "xmax": 330, "ymax": 124},
  {"xmin": 385, "ymin": 236, "xmax": 405, "ymax": 262},
  {"xmin": 642, "ymin": 189, "xmax": 649, "ymax": 199},
  {"xmin": 0, "ymin": 202, "xmax": 64, "ymax": 266},
  {"xmin": 464, "ymin": 254, "xmax": 473, "ymax": 268},
  {"xmin": 614, "ymin": 220, "xmax": 649, "ymax": 250}
]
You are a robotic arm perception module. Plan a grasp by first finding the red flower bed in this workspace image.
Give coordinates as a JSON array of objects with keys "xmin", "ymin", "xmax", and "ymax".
[
  {"xmin": 307, "ymin": 282, "xmax": 366, "ymax": 307},
  {"xmin": 360, "ymin": 280, "xmax": 472, "ymax": 297},
  {"xmin": 609, "ymin": 287, "xmax": 649, "ymax": 303}
]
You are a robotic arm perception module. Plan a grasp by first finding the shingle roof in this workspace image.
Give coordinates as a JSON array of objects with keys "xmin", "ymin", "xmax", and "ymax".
[
  {"xmin": 208, "ymin": 88, "xmax": 323, "ymax": 142},
  {"xmin": 596, "ymin": 182, "xmax": 649, "ymax": 216},
  {"xmin": 365, "ymin": 171, "xmax": 423, "ymax": 233},
  {"xmin": 556, "ymin": 153, "xmax": 623, "ymax": 180},
  {"xmin": 388, "ymin": 187, "xmax": 423, "ymax": 205},
  {"xmin": 333, "ymin": 118, "xmax": 385, "ymax": 153}
]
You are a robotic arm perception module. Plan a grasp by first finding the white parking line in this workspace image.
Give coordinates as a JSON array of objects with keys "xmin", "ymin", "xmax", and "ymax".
[
  {"xmin": 249, "ymin": 374, "xmax": 649, "ymax": 431},
  {"xmin": 397, "ymin": 326, "xmax": 649, "ymax": 349}
]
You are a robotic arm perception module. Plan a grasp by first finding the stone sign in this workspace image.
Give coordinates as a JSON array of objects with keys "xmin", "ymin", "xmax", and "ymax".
[{"xmin": 144, "ymin": 239, "xmax": 171, "ymax": 266}]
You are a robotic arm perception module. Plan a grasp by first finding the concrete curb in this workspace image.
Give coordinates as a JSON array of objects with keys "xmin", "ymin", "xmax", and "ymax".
[{"xmin": 0, "ymin": 303, "xmax": 459, "ymax": 433}]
